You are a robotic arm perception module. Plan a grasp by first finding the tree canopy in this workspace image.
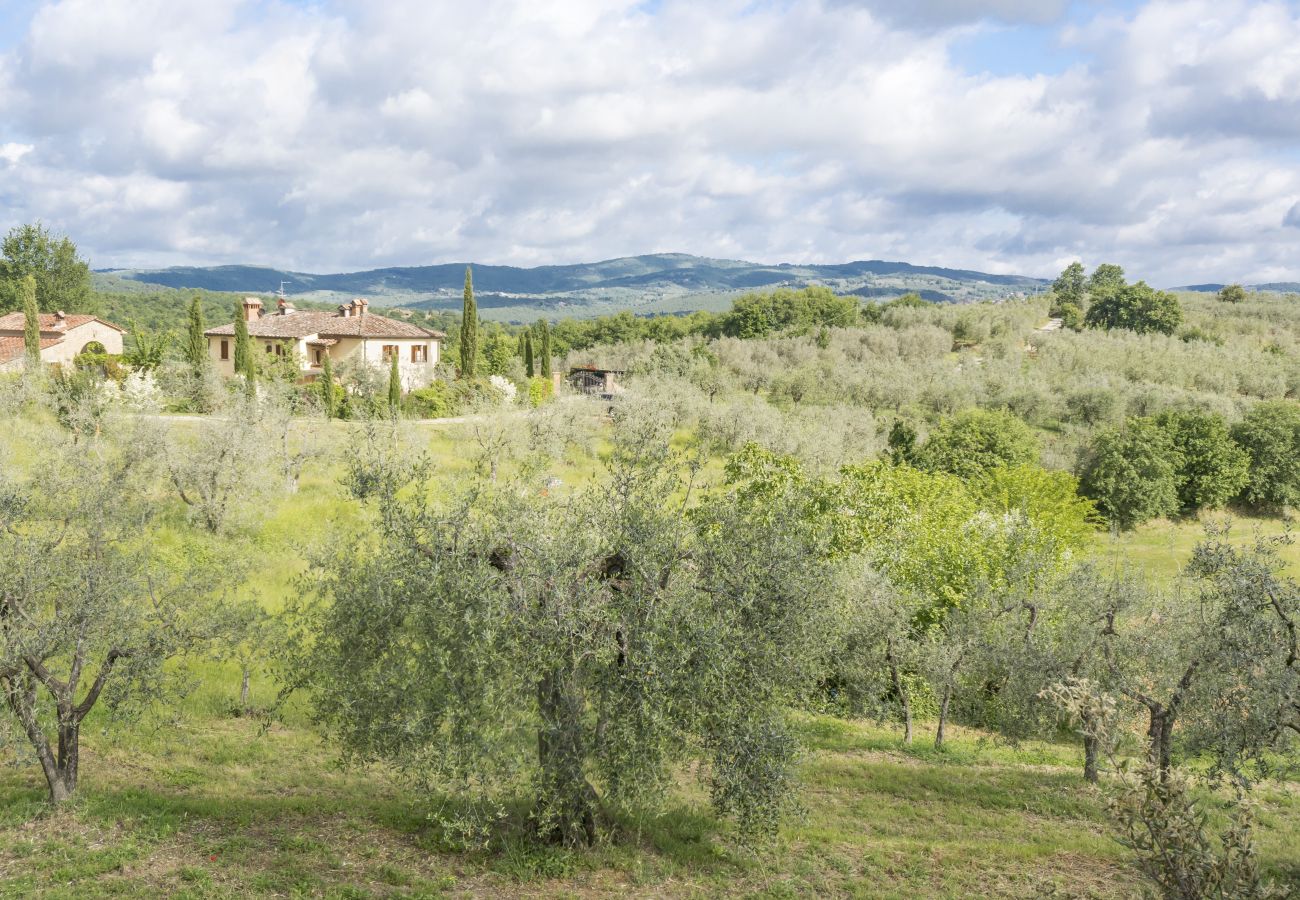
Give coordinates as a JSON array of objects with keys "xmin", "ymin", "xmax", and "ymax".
[
  {"xmin": 0, "ymin": 223, "xmax": 91, "ymax": 314},
  {"xmin": 1084, "ymin": 281, "xmax": 1183, "ymax": 335}
]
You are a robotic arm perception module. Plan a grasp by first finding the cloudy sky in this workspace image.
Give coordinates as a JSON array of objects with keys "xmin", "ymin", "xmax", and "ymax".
[{"xmin": 1, "ymin": 0, "xmax": 1299, "ymax": 285}]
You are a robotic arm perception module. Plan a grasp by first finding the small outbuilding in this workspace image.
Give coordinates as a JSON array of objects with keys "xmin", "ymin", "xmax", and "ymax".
[{"xmin": 568, "ymin": 365, "xmax": 625, "ymax": 398}]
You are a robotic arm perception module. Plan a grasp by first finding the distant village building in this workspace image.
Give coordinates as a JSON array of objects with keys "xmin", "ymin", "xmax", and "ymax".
[
  {"xmin": 0, "ymin": 311, "xmax": 126, "ymax": 373},
  {"xmin": 205, "ymin": 297, "xmax": 445, "ymax": 389},
  {"xmin": 568, "ymin": 365, "xmax": 625, "ymax": 398}
]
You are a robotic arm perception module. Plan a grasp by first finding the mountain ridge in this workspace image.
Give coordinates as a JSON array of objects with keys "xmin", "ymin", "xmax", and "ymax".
[{"xmin": 96, "ymin": 253, "xmax": 1049, "ymax": 319}]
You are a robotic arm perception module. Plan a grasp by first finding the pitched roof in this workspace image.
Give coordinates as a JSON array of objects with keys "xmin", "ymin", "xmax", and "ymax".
[
  {"xmin": 0, "ymin": 336, "xmax": 62, "ymax": 366},
  {"xmin": 0, "ymin": 313, "xmax": 126, "ymax": 335},
  {"xmin": 205, "ymin": 308, "xmax": 444, "ymax": 340}
]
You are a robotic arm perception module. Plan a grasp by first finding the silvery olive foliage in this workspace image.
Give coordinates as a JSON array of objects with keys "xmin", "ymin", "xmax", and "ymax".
[
  {"xmin": 290, "ymin": 410, "xmax": 855, "ymax": 846},
  {"xmin": 0, "ymin": 419, "xmax": 239, "ymax": 804}
]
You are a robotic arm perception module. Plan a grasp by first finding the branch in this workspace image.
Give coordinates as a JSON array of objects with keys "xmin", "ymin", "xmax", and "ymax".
[
  {"xmin": 73, "ymin": 648, "xmax": 128, "ymax": 720},
  {"xmin": 23, "ymin": 654, "xmax": 68, "ymax": 698}
]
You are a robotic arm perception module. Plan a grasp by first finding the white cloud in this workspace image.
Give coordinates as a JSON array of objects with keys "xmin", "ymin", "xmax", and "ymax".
[
  {"xmin": 0, "ymin": 143, "xmax": 33, "ymax": 165},
  {"xmin": 0, "ymin": 0, "xmax": 1297, "ymax": 286}
]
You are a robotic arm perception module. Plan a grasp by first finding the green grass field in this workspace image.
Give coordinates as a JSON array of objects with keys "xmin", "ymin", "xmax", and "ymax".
[{"xmin": 2, "ymin": 417, "xmax": 1298, "ymax": 898}]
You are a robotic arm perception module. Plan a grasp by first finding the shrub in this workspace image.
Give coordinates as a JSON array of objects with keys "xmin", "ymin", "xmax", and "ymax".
[
  {"xmin": 405, "ymin": 381, "xmax": 457, "ymax": 419},
  {"xmin": 914, "ymin": 408, "xmax": 1039, "ymax": 479},
  {"xmin": 1231, "ymin": 400, "xmax": 1300, "ymax": 509},
  {"xmin": 1152, "ymin": 411, "xmax": 1250, "ymax": 511},
  {"xmin": 527, "ymin": 376, "xmax": 554, "ymax": 407},
  {"xmin": 1078, "ymin": 418, "xmax": 1182, "ymax": 530}
]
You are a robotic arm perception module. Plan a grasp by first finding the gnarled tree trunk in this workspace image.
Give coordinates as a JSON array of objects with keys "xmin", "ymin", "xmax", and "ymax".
[{"xmin": 535, "ymin": 668, "xmax": 597, "ymax": 847}]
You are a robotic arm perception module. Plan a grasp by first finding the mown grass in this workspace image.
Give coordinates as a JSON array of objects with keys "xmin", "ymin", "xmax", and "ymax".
[
  {"xmin": 1093, "ymin": 511, "xmax": 1299, "ymax": 582},
  {"xmin": 0, "ymin": 711, "xmax": 1156, "ymax": 899}
]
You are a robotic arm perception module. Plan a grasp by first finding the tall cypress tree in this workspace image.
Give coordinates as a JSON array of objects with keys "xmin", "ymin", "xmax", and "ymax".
[
  {"xmin": 185, "ymin": 294, "xmax": 207, "ymax": 370},
  {"xmin": 459, "ymin": 266, "xmax": 478, "ymax": 378},
  {"xmin": 524, "ymin": 331, "xmax": 535, "ymax": 377},
  {"xmin": 232, "ymin": 300, "xmax": 254, "ymax": 383},
  {"xmin": 388, "ymin": 351, "xmax": 401, "ymax": 412},
  {"xmin": 319, "ymin": 352, "xmax": 336, "ymax": 419},
  {"xmin": 21, "ymin": 275, "xmax": 40, "ymax": 367},
  {"xmin": 539, "ymin": 320, "xmax": 552, "ymax": 379}
]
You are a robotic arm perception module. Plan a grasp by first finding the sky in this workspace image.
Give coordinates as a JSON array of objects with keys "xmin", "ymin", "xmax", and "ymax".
[{"xmin": 1, "ymin": 0, "xmax": 1299, "ymax": 286}]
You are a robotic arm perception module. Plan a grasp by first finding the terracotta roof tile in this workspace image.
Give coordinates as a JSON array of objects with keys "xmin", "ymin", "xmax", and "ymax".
[
  {"xmin": 0, "ymin": 313, "xmax": 126, "ymax": 334},
  {"xmin": 205, "ymin": 308, "xmax": 444, "ymax": 340},
  {"xmin": 0, "ymin": 336, "xmax": 62, "ymax": 365}
]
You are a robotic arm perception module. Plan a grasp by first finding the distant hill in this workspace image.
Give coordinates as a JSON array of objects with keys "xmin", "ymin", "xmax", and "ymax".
[
  {"xmin": 96, "ymin": 253, "xmax": 1049, "ymax": 321},
  {"xmin": 1176, "ymin": 282, "xmax": 1300, "ymax": 294}
]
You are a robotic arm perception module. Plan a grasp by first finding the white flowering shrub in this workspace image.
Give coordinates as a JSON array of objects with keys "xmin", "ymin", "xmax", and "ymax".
[
  {"xmin": 488, "ymin": 374, "xmax": 518, "ymax": 404},
  {"xmin": 117, "ymin": 370, "xmax": 163, "ymax": 411}
]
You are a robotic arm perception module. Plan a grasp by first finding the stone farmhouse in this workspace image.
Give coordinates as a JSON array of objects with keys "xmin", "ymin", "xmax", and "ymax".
[
  {"xmin": 0, "ymin": 311, "xmax": 126, "ymax": 373},
  {"xmin": 205, "ymin": 297, "xmax": 445, "ymax": 389}
]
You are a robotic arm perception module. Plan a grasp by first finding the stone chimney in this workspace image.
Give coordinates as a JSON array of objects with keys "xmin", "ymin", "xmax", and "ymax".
[
  {"xmin": 277, "ymin": 298, "xmax": 296, "ymax": 315},
  {"xmin": 356, "ymin": 298, "xmax": 368, "ymax": 317},
  {"xmin": 53, "ymin": 310, "xmax": 67, "ymax": 330},
  {"xmin": 242, "ymin": 297, "xmax": 263, "ymax": 322}
]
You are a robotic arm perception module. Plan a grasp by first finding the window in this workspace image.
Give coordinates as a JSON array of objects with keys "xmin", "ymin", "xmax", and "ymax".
[
  {"xmin": 411, "ymin": 345, "xmax": 427, "ymax": 363},
  {"xmin": 382, "ymin": 344, "xmax": 398, "ymax": 361},
  {"xmin": 265, "ymin": 343, "xmax": 273, "ymax": 354},
  {"xmin": 220, "ymin": 339, "xmax": 229, "ymax": 360},
  {"xmin": 314, "ymin": 349, "xmax": 323, "ymax": 365},
  {"xmin": 274, "ymin": 343, "xmax": 285, "ymax": 356}
]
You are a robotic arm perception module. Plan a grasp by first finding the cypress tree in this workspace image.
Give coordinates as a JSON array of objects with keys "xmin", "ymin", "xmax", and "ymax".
[
  {"xmin": 539, "ymin": 320, "xmax": 552, "ymax": 379},
  {"xmin": 185, "ymin": 293, "xmax": 207, "ymax": 370},
  {"xmin": 524, "ymin": 331, "xmax": 535, "ymax": 377},
  {"xmin": 388, "ymin": 351, "xmax": 401, "ymax": 412},
  {"xmin": 21, "ymin": 275, "xmax": 40, "ymax": 367},
  {"xmin": 232, "ymin": 300, "xmax": 254, "ymax": 383},
  {"xmin": 319, "ymin": 352, "xmax": 336, "ymax": 419},
  {"xmin": 459, "ymin": 267, "xmax": 477, "ymax": 378}
]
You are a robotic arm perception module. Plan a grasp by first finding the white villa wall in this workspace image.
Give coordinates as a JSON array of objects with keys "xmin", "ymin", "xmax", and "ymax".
[{"xmin": 206, "ymin": 332, "xmax": 439, "ymax": 389}]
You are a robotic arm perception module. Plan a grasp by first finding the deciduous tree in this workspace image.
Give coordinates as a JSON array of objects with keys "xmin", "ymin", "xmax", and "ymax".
[{"xmin": 0, "ymin": 223, "xmax": 90, "ymax": 314}]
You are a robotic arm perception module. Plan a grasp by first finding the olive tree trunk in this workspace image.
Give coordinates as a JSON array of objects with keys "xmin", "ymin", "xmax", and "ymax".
[{"xmin": 535, "ymin": 667, "xmax": 597, "ymax": 847}]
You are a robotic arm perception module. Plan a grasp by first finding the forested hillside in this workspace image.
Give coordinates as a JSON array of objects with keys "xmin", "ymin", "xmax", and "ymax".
[{"xmin": 97, "ymin": 253, "xmax": 1048, "ymax": 320}]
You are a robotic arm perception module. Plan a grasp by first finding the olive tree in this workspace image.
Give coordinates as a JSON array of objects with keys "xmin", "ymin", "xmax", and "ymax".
[
  {"xmin": 292, "ymin": 414, "xmax": 854, "ymax": 846},
  {"xmin": 0, "ymin": 422, "xmax": 236, "ymax": 804},
  {"xmin": 1096, "ymin": 528, "xmax": 1300, "ymax": 780},
  {"xmin": 164, "ymin": 391, "xmax": 268, "ymax": 532}
]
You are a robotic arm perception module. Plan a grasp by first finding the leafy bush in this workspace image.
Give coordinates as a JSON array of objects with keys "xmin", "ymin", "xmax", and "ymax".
[
  {"xmin": 914, "ymin": 408, "xmax": 1040, "ymax": 479},
  {"xmin": 1231, "ymin": 400, "xmax": 1300, "ymax": 509},
  {"xmin": 1078, "ymin": 418, "xmax": 1183, "ymax": 529},
  {"xmin": 527, "ymin": 376, "xmax": 554, "ymax": 407},
  {"xmin": 405, "ymin": 381, "xmax": 457, "ymax": 418},
  {"xmin": 1153, "ymin": 411, "xmax": 1250, "ymax": 511}
]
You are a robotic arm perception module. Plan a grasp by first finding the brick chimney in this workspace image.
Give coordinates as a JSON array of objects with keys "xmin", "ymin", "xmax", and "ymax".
[
  {"xmin": 356, "ymin": 298, "xmax": 368, "ymax": 317},
  {"xmin": 277, "ymin": 298, "xmax": 296, "ymax": 315},
  {"xmin": 242, "ymin": 297, "xmax": 263, "ymax": 322}
]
